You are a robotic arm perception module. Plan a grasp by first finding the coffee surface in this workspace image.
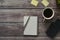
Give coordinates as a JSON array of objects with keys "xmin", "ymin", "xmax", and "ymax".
[{"xmin": 44, "ymin": 8, "xmax": 53, "ymax": 18}]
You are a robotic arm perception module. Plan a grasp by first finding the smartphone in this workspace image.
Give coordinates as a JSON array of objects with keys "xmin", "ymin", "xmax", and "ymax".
[{"xmin": 46, "ymin": 19, "xmax": 60, "ymax": 38}]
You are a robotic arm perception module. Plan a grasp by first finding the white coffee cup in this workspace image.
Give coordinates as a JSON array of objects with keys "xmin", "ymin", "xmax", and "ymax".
[{"xmin": 42, "ymin": 7, "xmax": 54, "ymax": 20}]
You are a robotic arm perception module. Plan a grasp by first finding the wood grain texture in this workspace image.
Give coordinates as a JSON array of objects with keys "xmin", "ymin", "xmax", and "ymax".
[
  {"xmin": 0, "ymin": 37, "xmax": 60, "ymax": 40},
  {"xmin": 0, "ymin": 9, "xmax": 59, "ymax": 37},
  {"xmin": 0, "ymin": 9, "xmax": 58, "ymax": 22},
  {"xmin": 0, "ymin": 0, "xmax": 57, "ymax": 8},
  {"xmin": 0, "ymin": 0, "xmax": 60, "ymax": 40}
]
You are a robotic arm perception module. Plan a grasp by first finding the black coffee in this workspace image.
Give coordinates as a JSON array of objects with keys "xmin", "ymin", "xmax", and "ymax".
[{"xmin": 44, "ymin": 8, "xmax": 53, "ymax": 18}]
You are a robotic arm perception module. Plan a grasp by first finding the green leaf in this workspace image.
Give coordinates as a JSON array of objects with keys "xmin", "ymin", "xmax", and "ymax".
[{"xmin": 57, "ymin": 0, "xmax": 60, "ymax": 4}]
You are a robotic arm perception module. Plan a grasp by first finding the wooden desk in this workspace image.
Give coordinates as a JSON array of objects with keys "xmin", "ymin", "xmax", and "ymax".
[{"xmin": 0, "ymin": 0, "xmax": 60, "ymax": 40}]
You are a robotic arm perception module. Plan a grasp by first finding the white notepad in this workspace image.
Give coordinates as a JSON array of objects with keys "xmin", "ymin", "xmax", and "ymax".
[{"xmin": 24, "ymin": 16, "xmax": 37, "ymax": 35}]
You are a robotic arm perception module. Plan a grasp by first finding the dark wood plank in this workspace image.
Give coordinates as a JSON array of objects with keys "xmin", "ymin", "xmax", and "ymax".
[
  {"xmin": 0, "ymin": 19, "xmax": 59, "ymax": 37},
  {"xmin": 0, "ymin": 37, "xmax": 50, "ymax": 40},
  {"xmin": 0, "ymin": 0, "xmax": 57, "ymax": 8},
  {"xmin": 0, "ymin": 23, "xmax": 23, "ymax": 37},
  {"xmin": 0, "ymin": 9, "xmax": 58, "ymax": 22},
  {"xmin": 0, "ymin": 9, "xmax": 41, "ymax": 22},
  {"xmin": 0, "ymin": 8, "xmax": 60, "ymax": 40},
  {"xmin": 0, "ymin": 37, "xmax": 60, "ymax": 40}
]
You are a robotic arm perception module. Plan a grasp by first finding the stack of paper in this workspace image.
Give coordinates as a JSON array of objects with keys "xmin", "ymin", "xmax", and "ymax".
[
  {"xmin": 41, "ymin": 0, "xmax": 49, "ymax": 7},
  {"xmin": 31, "ymin": 0, "xmax": 39, "ymax": 6}
]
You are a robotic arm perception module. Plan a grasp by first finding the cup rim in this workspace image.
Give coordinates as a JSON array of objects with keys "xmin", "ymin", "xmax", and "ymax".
[{"xmin": 42, "ymin": 7, "xmax": 54, "ymax": 20}]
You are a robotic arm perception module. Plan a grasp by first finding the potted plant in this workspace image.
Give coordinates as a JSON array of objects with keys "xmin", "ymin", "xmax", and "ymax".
[{"xmin": 56, "ymin": 0, "xmax": 60, "ymax": 7}]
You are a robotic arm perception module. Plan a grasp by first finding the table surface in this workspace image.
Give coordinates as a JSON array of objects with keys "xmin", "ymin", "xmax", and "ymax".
[{"xmin": 0, "ymin": 0, "xmax": 60, "ymax": 40}]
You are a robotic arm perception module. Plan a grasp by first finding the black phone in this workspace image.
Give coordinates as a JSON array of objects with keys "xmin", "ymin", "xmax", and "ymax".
[{"xmin": 46, "ymin": 19, "xmax": 60, "ymax": 38}]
